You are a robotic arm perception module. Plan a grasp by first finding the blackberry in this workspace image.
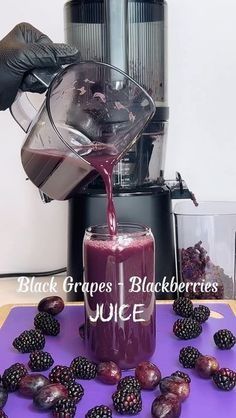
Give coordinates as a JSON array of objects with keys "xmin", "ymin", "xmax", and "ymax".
[
  {"xmin": 173, "ymin": 297, "xmax": 193, "ymax": 318},
  {"xmin": 171, "ymin": 371, "xmax": 191, "ymax": 383},
  {"xmin": 13, "ymin": 329, "xmax": 45, "ymax": 353},
  {"xmin": 173, "ymin": 318, "xmax": 202, "ymax": 340},
  {"xmin": 117, "ymin": 376, "xmax": 141, "ymax": 392},
  {"xmin": 68, "ymin": 382, "xmax": 84, "ymax": 404},
  {"xmin": 214, "ymin": 329, "xmax": 236, "ymax": 350},
  {"xmin": 28, "ymin": 350, "xmax": 54, "ymax": 371},
  {"xmin": 49, "ymin": 365, "xmax": 75, "ymax": 388},
  {"xmin": 192, "ymin": 305, "xmax": 210, "ymax": 323},
  {"xmin": 179, "ymin": 346, "xmax": 202, "ymax": 368},
  {"xmin": 70, "ymin": 357, "xmax": 97, "ymax": 380},
  {"xmin": 112, "ymin": 388, "xmax": 142, "ymax": 415},
  {"xmin": 85, "ymin": 405, "xmax": 112, "ymax": 418},
  {"xmin": 34, "ymin": 312, "xmax": 60, "ymax": 336},
  {"xmin": 212, "ymin": 368, "xmax": 236, "ymax": 391},
  {"xmin": 0, "ymin": 411, "xmax": 8, "ymax": 418},
  {"xmin": 2, "ymin": 363, "xmax": 28, "ymax": 392},
  {"xmin": 52, "ymin": 397, "xmax": 76, "ymax": 418}
]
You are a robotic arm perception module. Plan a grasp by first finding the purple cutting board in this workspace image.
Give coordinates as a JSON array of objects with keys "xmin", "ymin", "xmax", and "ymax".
[{"xmin": 0, "ymin": 304, "xmax": 235, "ymax": 417}]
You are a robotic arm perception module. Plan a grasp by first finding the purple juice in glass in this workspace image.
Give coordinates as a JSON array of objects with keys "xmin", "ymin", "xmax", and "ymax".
[{"xmin": 83, "ymin": 224, "xmax": 156, "ymax": 369}]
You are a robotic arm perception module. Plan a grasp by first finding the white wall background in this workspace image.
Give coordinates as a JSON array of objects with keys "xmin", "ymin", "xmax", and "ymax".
[{"xmin": 0, "ymin": 0, "xmax": 236, "ymax": 272}]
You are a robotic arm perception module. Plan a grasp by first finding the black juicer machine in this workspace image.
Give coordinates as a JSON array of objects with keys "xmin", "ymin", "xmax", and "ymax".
[{"xmin": 64, "ymin": 0, "xmax": 193, "ymax": 300}]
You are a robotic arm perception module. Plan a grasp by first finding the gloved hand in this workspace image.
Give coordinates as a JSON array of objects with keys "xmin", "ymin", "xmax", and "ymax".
[{"xmin": 0, "ymin": 22, "xmax": 79, "ymax": 111}]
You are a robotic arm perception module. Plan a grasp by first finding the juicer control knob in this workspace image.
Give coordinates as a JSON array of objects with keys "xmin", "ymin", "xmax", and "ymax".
[{"xmin": 166, "ymin": 172, "xmax": 198, "ymax": 206}]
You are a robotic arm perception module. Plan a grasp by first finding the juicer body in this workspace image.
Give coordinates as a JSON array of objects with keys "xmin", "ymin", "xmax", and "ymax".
[
  {"xmin": 64, "ymin": 0, "xmax": 177, "ymax": 299},
  {"xmin": 64, "ymin": 0, "xmax": 169, "ymax": 187},
  {"xmin": 68, "ymin": 187, "xmax": 175, "ymax": 301}
]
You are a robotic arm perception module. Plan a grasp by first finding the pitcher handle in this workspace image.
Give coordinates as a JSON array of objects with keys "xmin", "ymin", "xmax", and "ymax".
[
  {"xmin": 10, "ymin": 92, "xmax": 37, "ymax": 133},
  {"xmin": 10, "ymin": 67, "xmax": 61, "ymax": 133}
]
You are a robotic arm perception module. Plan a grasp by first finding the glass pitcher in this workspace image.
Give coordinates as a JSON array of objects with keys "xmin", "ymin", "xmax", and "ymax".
[{"xmin": 10, "ymin": 61, "xmax": 155, "ymax": 200}]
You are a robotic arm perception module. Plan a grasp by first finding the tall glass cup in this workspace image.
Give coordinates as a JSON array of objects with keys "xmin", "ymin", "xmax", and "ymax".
[{"xmin": 83, "ymin": 224, "xmax": 156, "ymax": 369}]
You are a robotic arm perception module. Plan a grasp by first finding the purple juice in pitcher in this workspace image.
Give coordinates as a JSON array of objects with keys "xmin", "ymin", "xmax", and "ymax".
[
  {"xmin": 20, "ymin": 144, "xmax": 117, "ymax": 202},
  {"xmin": 21, "ymin": 147, "xmax": 98, "ymax": 200},
  {"xmin": 83, "ymin": 224, "xmax": 156, "ymax": 369}
]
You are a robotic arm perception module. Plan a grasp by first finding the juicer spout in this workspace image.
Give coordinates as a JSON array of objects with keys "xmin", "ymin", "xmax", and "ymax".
[{"xmin": 39, "ymin": 190, "xmax": 53, "ymax": 204}]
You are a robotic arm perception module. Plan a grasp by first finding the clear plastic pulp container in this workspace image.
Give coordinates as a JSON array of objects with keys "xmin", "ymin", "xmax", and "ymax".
[{"xmin": 174, "ymin": 201, "xmax": 236, "ymax": 299}]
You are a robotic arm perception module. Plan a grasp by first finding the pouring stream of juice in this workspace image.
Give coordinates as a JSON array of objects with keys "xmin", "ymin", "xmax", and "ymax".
[{"xmin": 84, "ymin": 152, "xmax": 118, "ymax": 235}]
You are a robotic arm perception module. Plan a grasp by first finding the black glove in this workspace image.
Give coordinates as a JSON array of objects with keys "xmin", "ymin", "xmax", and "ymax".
[{"xmin": 0, "ymin": 22, "xmax": 80, "ymax": 111}]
